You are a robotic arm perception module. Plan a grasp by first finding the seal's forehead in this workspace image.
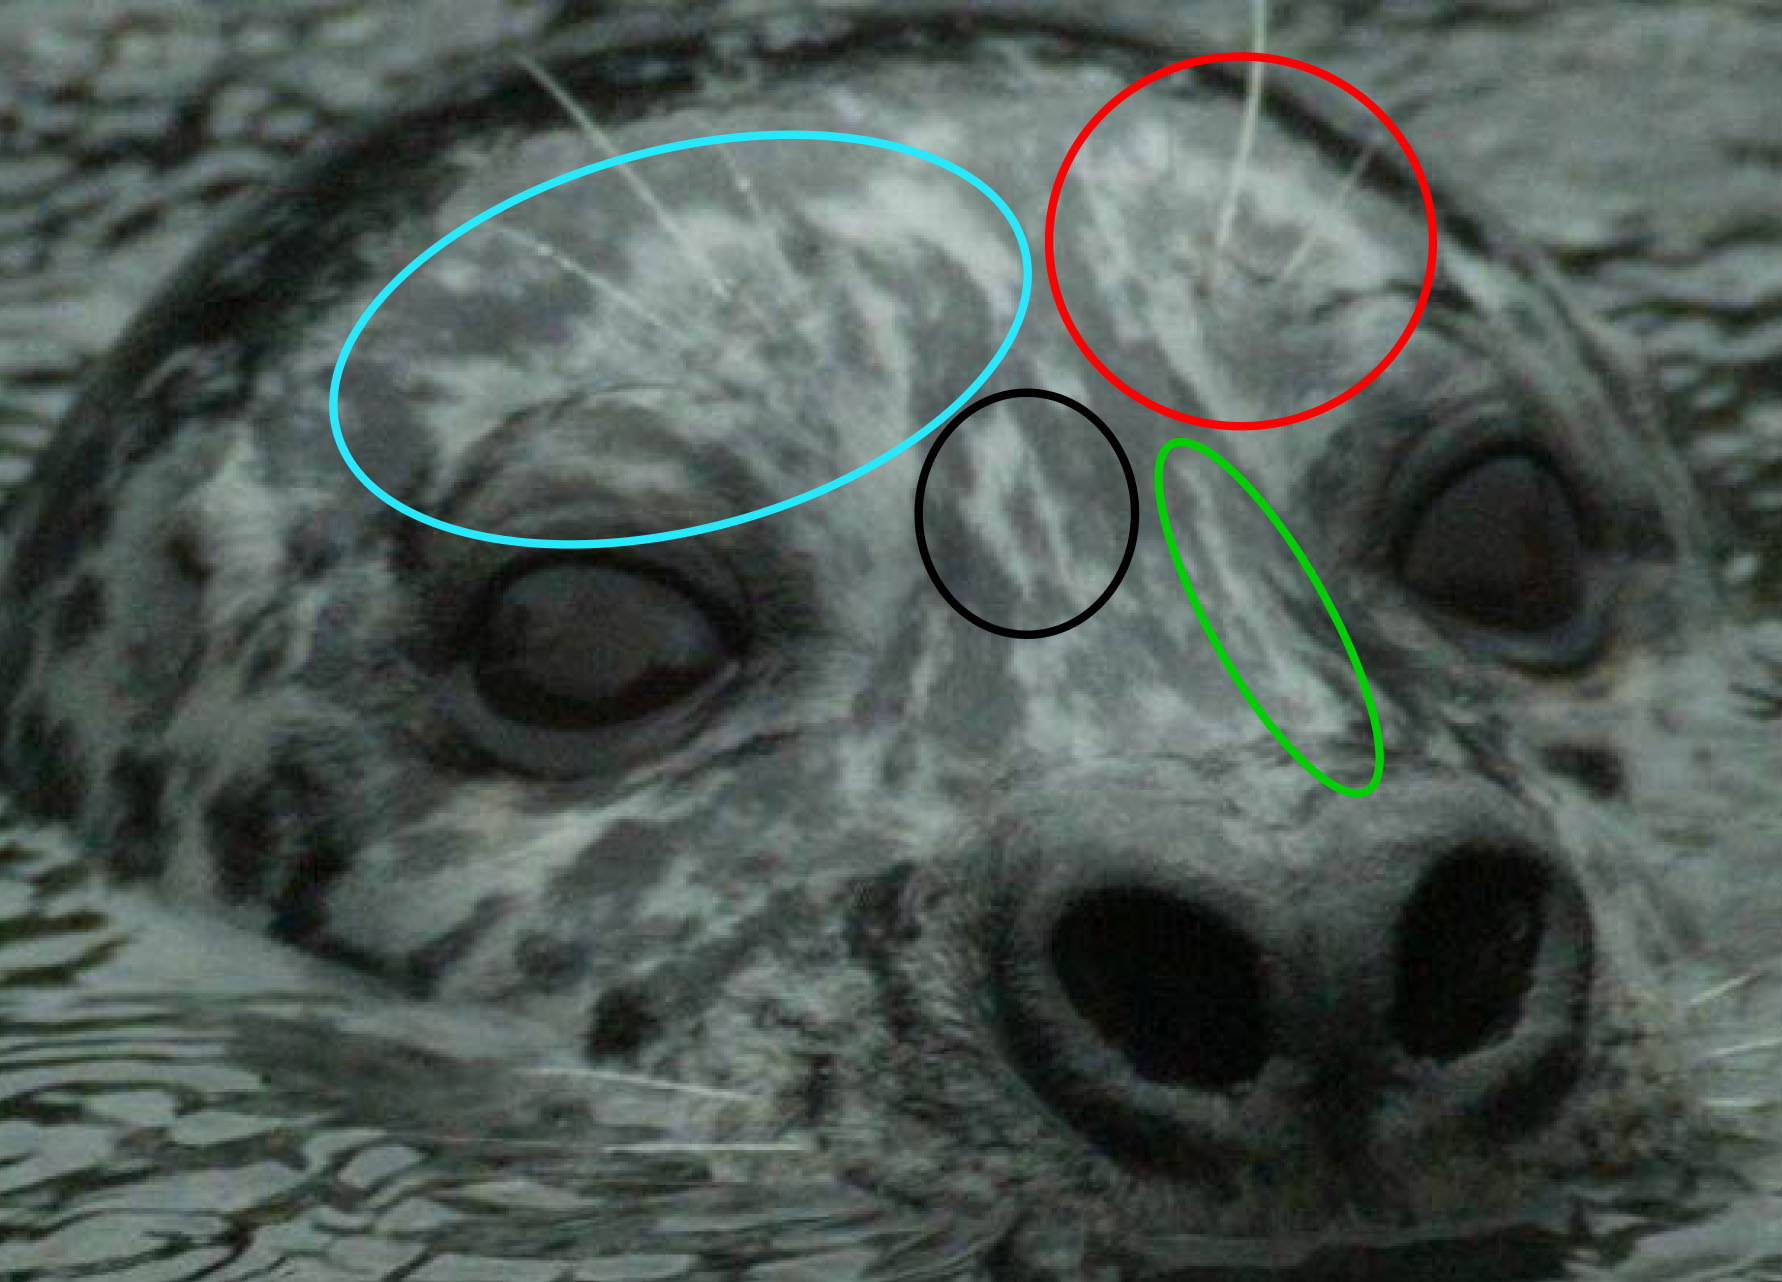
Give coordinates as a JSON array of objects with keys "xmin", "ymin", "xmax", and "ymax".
[{"xmin": 330, "ymin": 46, "xmax": 1444, "ymax": 506}]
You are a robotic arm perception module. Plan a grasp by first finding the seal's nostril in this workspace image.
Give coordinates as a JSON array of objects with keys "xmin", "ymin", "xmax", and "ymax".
[
  {"xmin": 993, "ymin": 787, "xmax": 1599, "ymax": 1178},
  {"xmin": 1050, "ymin": 888, "xmax": 1268, "ymax": 1090},
  {"xmin": 1391, "ymin": 849, "xmax": 1550, "ymax": 1062}
]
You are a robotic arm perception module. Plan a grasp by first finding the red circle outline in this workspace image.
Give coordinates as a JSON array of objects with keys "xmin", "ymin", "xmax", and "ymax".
[{"xmin": 1044, "ymin": 53, "xmax": 1438, "ymax": 431}]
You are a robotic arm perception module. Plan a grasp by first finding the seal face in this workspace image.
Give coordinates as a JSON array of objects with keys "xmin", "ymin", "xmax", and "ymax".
[{"xmin": 4, "ymin": 7, "xmax": 1778, "ymax": 1274}]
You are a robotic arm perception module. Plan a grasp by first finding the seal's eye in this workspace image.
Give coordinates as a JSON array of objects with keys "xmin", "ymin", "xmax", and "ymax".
[
  {"xmin": 1397, "ymin": 452, "xmax": 1589, "ymax": 640},
  {"xmin": 472, "ymin": 559, "xmax": 738, "ymax": 730},
  {"xmin": 435, "ymin": 543, "xmax": 754, "ymax": 780}
]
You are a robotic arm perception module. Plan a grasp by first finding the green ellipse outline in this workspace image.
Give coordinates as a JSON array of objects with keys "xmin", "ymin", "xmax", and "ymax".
[{"xmin": 1155, "ymin": 438, "xmax": 1383, "ymax": 797}]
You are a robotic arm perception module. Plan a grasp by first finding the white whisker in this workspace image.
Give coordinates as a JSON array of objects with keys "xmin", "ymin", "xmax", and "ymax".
[
  {"xmin": 1688, "ymin": 967, "xmax": 1773, "ymax": 1010},
  {"xmin": 513, "ymin": 54, "xmax": 739, "ymax": 307},
  {"xmin": 490, "ymin": 223, "xmax": 683, "ymax": 340},
  {"xmin": 523, "ymin": 1064, "xmax": 759, "ymax": 1102},
  {"xmin": 1702, "ymin": 1034, "xmax": 1782, "ymax": 1063},
  {"xmin": 602, "ymin": 1140, "xmax": 811, "ymax": 1156},
  {"xmin": 1701, "ymin": 1097, "xmax": 1777, "ymax": 1115},
  {"xmin": 717, "ymin": 145, "xmax": 802, "ymax": 312},
  {"xmin": 393, "ymin": 1131, "xmax": 807, "ymax": 1158},
  {"xmin": 1204, "ymin": 0, "xmax": 1268, "ymax": 291},
  {"xmin": 1277, "ymin": 139, "xmax": 1377, "ymax": 286}
]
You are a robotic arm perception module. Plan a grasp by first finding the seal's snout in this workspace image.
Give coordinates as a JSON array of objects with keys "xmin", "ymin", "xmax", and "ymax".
[{"xmin": 987, "ymin": 783, "xmax": 1596, "ymax": 1184}]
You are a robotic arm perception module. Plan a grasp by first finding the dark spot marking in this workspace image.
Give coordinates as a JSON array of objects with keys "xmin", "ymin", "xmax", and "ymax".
[
  {"xmin": 205, "ymin": 775, "xmax": 277, "ymax": 905},
  {"xmin": 240, "ymin": 616, "xmax": 293, "ymax": 693},
  {"xmin": 107, "ymin": 750, "xmax": 168, "ymax": 876},
  {"xmin": 846, "ymin": 862, "xmax": 923, "ymax": 961},
  {"xmin": 796, "ymin": 1052, "xmax": 837, "ymax": 1129},
  {"xmin": 7, "ymin": 702, "xmax": 82, "ymax": 824},
  {"xmin": 206, "ymin": 759, "xmax": 355, "ymax": 950},
  {"xmin": 288, "ymin": 509, "xmax": 352, "ymax": 580},
  {"xmin": 1540, "ymin": 742, "xmax": 1625, "ymax": 800},
  {"xmin": 0, "ymin": 620, "xmax": 36, "ymax": 716},
  {"xmin": 164, "ymin": 521, "xmax": 213, "ymax": 585},
  {"xmin": 586, "ymin": 983, "xmax": 663, "ymax": 1060},
  {"xmin": 270, "ymin": 835, "xmax": 352, "ymax": 954},
  {"xmin": 549, "ymin": 818, "xmax": 673, "ymax": 911},
  {"xmin": 52, "ymin": 575, "xmax": 107, "ymax": 651},
  {"xmin": 846, "ymin": 863, "xmax": 926, "ymax": 1041},
  {"xmin": 515, "ymin": 930, "xmax": 592, "ymax": 992},
  {"xmin": 3, "ymin": 466, "xmax": 114, "ymax": 601}
]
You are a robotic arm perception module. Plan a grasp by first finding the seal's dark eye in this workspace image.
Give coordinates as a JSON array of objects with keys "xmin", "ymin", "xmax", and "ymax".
[
  {"xmin": 1398, "ymin": 452, "xmax": 1587, "ymax": 637},
  {"xmin": 473, "ymin": 560, "xmax": 736, "ymax": 730},
  {"xmin": 436, "ymin": 546, "xmax": 750, "ymax": 780}
]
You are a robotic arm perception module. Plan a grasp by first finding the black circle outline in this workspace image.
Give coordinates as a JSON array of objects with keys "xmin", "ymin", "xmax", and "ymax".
[{"xmin": 912, "ymin": 388, "xmax": 1139, "ymax": 639}]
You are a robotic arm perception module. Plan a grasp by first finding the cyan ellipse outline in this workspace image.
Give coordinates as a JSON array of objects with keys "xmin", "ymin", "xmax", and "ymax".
[{"xmin": 328, "ymin": 130, "xmax": 1033, "ymax": 548}]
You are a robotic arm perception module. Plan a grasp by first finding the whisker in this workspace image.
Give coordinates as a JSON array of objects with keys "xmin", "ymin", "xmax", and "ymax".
[
  {"xmin": 1701, "ymin": 1034, "xmax": 1782, "ymax": 1063},
  {"xmin": 717, "ymin": 145, "xmax": 803, "ymax": 314},
  {"xmin": 1277, "ymin": 139, "xmax": 1377, "ymax": 287},
  {"xmin": 391, "ymin": 1130, "xmax": 809, "ymax": 1158},
  {"xmin": 1204, "ymin": 0, "xmax": 1268, "ymax": 292},
  {"xmin": 602, "ymin": 1140, "xmax": 811, "ymax": 1157},
  {"xmin": 522, "ymin": 1064, "xmax": 759, "ymax": 1103},
  {"xmin": 489, "ymin": 223, "xmax": 683, "ymax": 340},
  {"xmin": 1688, "ymin": 967, "xmax": 1775, "ymax": 1010},
  {"xmin": 1700, "ymin": 1097, "xmax": 1778, "ymax": 1115},
  {"xmin": 513, "ymin": 54, "xmax": 740, "ymax": 308}
]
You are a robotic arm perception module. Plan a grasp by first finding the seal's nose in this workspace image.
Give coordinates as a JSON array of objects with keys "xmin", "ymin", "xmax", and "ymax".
[{"xmin": 987, "ymin": 779, "xmax": 1596, "ymax": 1180}]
